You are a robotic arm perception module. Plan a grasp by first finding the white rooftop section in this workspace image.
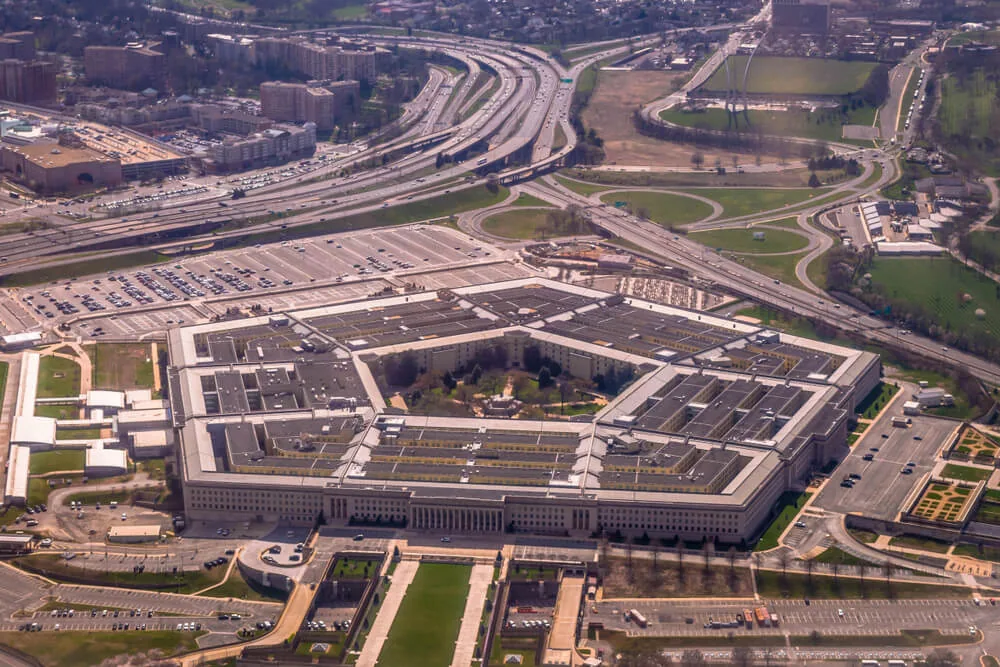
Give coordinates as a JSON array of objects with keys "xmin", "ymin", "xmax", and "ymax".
[
  {"xmin": 125, "ymin": 388, "xmax": 153, "ymax": 405},
  {"xmin": 3, "ymin": 445, "xmax": 31, "ymax": 505},
  {"xmin": 877, "ymin": 241, "xmax": 944, "ymax": 255},
  {"xmin": 1, "ymin": 332, "xmax": 42, "ymax": 347},
  {"xmin": 11, "ymin": 415, "xmax": 56, "ymax": 447},
  {"xmin": 85, "ymin": 443, "xmax": 128, "ymax": 474},
  {"xmin": 87, "ymin": 390, "xmax": 126, "ymax": 410},
  {"xmin": 14, "ymin": 351, "xmax": 40, "ymax": 418}
]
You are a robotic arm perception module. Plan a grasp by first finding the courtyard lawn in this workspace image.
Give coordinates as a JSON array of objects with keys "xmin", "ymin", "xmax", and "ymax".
[
  {"xmin": 689, "ymin": 227, "xmax": 808, "ymax": 254},
  {"xmin": 940, "ymin": 463, "xmax": 993, "ymax": 483},
  {"xmin": 598, "ymin": 191, "xmax": 715, "ymax": 226},
  {"xmin": 36, "ymin": 355, "xmax": 82, "ymax": 399},
  {"xmin": 867, "ymin": 257, "xmax": 1000, "ymax": 348},
  {"xmin": 680, "ymin": 188, "xmax": 829, "ymax": 218},
  {"xmin": 377, "ymin": 563, "xmax": 471, "ymax": 667},
  {"xmin": 661, "ymin": 105, "xmax": 876, "ymax": 142},
  {"xmin": 86, "ymin": 343, "xmax": 154, "ymax": 389},
  {"xmin": 33, "ymin": 403, "xmax": 79, "ymax": 420},
  {"xmin": 702, "ymin": 57, "xmax": 877, "ymax": 96},
  {"xmin": 28, "ymin": 449, "xmax": 85, "ymax": 475},
  {"xmin": 0, "ymin": 631, "xmax": 203, "ymax": 667}
]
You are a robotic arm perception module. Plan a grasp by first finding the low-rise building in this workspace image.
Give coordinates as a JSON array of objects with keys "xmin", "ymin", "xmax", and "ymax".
[
  {"xmin": 85, "ymin": 443, "xmax": 128, "ymax": 477},
  {"xmin": 3, "ymin": 445, "xmax": 31, "ymax": 506},
  {"xmin": 0, "ymin": 141, "xmax": 122, "ymax": 194},
  {"xmin": 107, "ymin": 524, "xmax": 162, "ymax": 543}
]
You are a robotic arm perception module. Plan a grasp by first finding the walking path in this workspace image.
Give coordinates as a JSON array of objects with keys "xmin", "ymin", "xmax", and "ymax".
[
  {"xmin": 356, "ymin": 559, "xmax": 419, "ymax": 667},
  {"xmin": 450, "ymin": 563, "xmax": 494, "ymax": 667}
]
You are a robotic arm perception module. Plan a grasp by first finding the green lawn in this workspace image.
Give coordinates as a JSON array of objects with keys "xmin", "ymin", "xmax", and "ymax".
[
  {"xmin": 661, "ymin": 104, "xmax": 876, "ymax": 142},
  {"xmin": 814, "ymin": 547, "xmax": 879, "ymax": 567},
  {"xmin": 482, "ymin": 210, "xmax": 559, "ymax": 240},
  {"xmin": 735, "ymin": 251, "xmax": 807, "ymax": 288},
  {"xmin": 734, "ymin": 305, "xmax": 832, "ymax": 340},
  {"xmin": 0, "ymin": 631, "xmax": 203, "ymax": 667},
  {"xmin": 689, "ymin": 227, "xmax": 808, "ymax": 254},
  {"xmin": 888, "ymin": 534, "xmax": 952, "ymax": 554},
  {"xmin": 952, "ymin": 543, "xmax": 1000, "ymax": 562},
  {"xmin": 849, "ymin": 528, "xmax": 879, "ymax": 544},
  {"xmin": 938, "ymin": 69, "xmax": 1000, "ymax": 176},
  {"xmin": 940, "ymin": 463, "xmax": 993, "ymax": 483},
  {"xmin": 867, "ymin": 257, "xmax": 1000, "ymax": 348},
  {"xmin": 679, "ymin": 187, "xmax": 831, "ymax": 219},
  {"xmin": 201, "ymin": 566, "xmax": 288, "ymax": 603},
  {"xmin": 702, "ymin": 57, "xmax": 877, "ymax": 96},
  {"xmin": 553, "ymin": 174, "xmax": 613, "ymax": 196},
  {"xmin": 597, "ymin": 191, "xmax": 714, "ymax": 226},
  {"xmin": 331, "ymin": 558, "xmax": 378, "ymax": 579},
  {"xmin": 28, "ymin": 449, "xmax": 85, "ymax": 475},
  {"xmin": 331, "ymin": 2, "xmax": 368, "ymax": 19},
  {"xmin": 855, "ymin": 381, "xmax": 900, "ymax": 419},
  {"xmin": 377, "ymin": 563, "xmax": 471, "ymax": 667},
  {"xmin": 36, "ymin": 356, "xmax": 82, "ymax": 399},
  {"xmin": 86, "ymin": 343, "xmax": 154, "ymax": 390},
  {"xmin": 755, "ymin": 570, "xmax": 971, "ymax": 600},
  {"xmin": 56, "ymin": 428, "xmax": 102, "ymax": 441},
  {"xmin": 754, "ymin": 491, "xmax": 812, "ymax": 551},
  {"xmin": 33, "ymin": 404, "xmax": 79, "ymax": 420},
  {"xmin": 510, "ymin": 193, "xmax": 552, "ymax": 208}
]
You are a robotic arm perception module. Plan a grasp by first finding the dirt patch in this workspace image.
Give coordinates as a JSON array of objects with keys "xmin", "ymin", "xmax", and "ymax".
[
  {"xmin": 582, "ymin": 70, "xmax": 778, "ymax": 169},
  {"xmin": 601, "ymin": 555, "xmax": 753, "ymax": 598}
]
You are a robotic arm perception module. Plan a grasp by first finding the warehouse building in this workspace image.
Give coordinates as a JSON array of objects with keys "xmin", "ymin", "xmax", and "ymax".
[
  {"xmin": 3, "ymin": 445, "xmax": 31, "ymax": 506},
  {"xmin": 0, "ymin": 141, "xmax": 122, "ymax": 193},
  {"xmin": 107, "ymin": 524, "xmax": 162, "ymax": 543}
]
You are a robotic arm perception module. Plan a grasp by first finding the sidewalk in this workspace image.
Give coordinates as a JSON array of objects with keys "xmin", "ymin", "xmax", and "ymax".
[
  {"xmin": 356, "ymin": 559, "xmax": 419, "ymax": 667},
  {"xmin": 450, "ymin": 563, "xmax": 494, "ymax": 667}
]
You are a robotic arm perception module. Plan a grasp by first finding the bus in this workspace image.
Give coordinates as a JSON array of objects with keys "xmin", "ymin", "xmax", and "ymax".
[{"xmin": 629, "ymin": 609, "xmax": 648, "ymax": 628}]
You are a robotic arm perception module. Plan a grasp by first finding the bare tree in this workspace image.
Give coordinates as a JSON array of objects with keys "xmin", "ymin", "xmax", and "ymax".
[
  {"xmin": 858, "ymin": 561, "xmax": 868, "ymax": 598},
  {"xmin": 626, "ymin": 539, "xmax": 635, "ymax": 584},
  {"xmin": 732, "ymin": 646, "xmax": 755, "ymax": 667},
  {"xmin": 691, "ymin": 152, "xmax": 705, "ymax": 170},
  {"xmin": 702, "ymin": 540, "xmax": 713, "ymax": 575},
  {"xmin": 882, "ymin": 559, "xmax": 893, "ymax": 599},
  {"xmin": 805, "ymin": 557, "xmax": 816, "ymax": 595},
  {"xmin": 777, "ymin": 550, "xmax": 790, "ymax": 589},
  {"xmin": 731, "ymin": 154, "xmax": 740, "ymax": 170},
  {"xmin": 675, "ymin": 542, "xmax": 684, "ymax": 581},
  {"xmin": 650, "ymin": 548, "xmax": 661, "ymax": 590},
  {"xmin": 830, "ymin": 560, "xmax": 841, "ymax": 588},
  {"xmin": 598, "ymin": 535, "xmax": 610, "ymax": 579}
]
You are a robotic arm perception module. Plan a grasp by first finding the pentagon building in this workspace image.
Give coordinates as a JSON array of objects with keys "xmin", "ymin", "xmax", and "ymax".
[{"xmin": 168, "ymin": 278, "xmax": 879, "ymax": 542}]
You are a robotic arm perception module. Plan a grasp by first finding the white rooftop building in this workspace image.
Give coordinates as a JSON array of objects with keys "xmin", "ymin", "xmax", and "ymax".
[
  {"xmin": 3, "ymin": 445, "xmax": 31, "ymax": 505},
  {"xmin": 87, "ymin": 390, "xmax": 126, "ymax": 414},
  {"xmin": 11, "ymin": 415, "xmax": 57, "ymax": 449},
  {"xmin": 85, "ymin": 443, "xmax": 128, "ymax": 477}
]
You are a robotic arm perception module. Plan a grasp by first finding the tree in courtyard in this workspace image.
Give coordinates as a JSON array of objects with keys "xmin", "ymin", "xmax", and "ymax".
[
  {"xmin": 537, "ymin": 366, "xmax": 553, "ymax": 389},
  {"xmin": 384, "ymin": 352, "xmax": 419, "ymax": 387},
  {"xmin": 691, "ymin": 152, "xmax": 705, "ymax": 170}
]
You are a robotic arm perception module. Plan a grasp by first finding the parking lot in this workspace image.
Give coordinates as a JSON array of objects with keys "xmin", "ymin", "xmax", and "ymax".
[
  {"xmin": 586, "ymin": 598, "xmax": 989, "ymax": 638},
  {"xmin": 3, "ymin": 225, "xmax": 517, "ymax": 337},
  {"xmin": 814, "ymin": 401, "xmax": 959, "ymax": 520}
]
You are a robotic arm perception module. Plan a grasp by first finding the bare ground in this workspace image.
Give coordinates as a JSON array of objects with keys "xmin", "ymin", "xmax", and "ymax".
[
  {"xmin": 582, "ymin": 70, "xmax": 779, "ymax": 169},
  {"xmin": 601, "ymin": 556, "xmax": 754, "ymax": 598}
]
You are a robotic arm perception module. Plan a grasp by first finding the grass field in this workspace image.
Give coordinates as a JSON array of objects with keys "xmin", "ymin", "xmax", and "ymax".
[
  {"xmin": 941, "ymin": 463, "xmax": 993, "ymax": 483},
  {"xmin": 553, "ymin": 174, "xmax": 613, "ymax": 196},
  {"xmin": 33, "ymin": 404, "xmax": 79, "ymax": 420},
  {"xmin": 29, "ymin": 449, "xmax": 85, "ymax": 475},
  {"xmin": 689, "ymin": 227, "xmax": 808, "ymax": 254},
  {"xmin": 36, "ymin": 356, "xmax": 82, "ymax": 399},
  {"xmin": 510, "ymin": 193, "xmax": 552, "ymax": 208},
  {"xmin": 0, "ymin": 630, "xmax": 203, "ymax": 666},
  {"xmin": 598, "ymin": 191, "xmax": 715, "ymax": 226},
  {"xmin": 867, "ymin": 257, "xmax": 1000, "ymax": 347},
  {"xmin": 952, "ymin": 544, "xmax": 1000, "ymax": 562},
  {"xmin": 86, "ymin": 343, "xmax": 154, "ymax": 390},
  {"xmin": 661, "ymin": 105, "xmax": 876, "ymax": 142},
  {"xmin": 888, "ymin": 534, "xmax": 952, "ymax": 554},
  {"xmin": 562, "ymin": 167, "xmax": 834, "ymax": 189},
  {"xmin": 56, "ymin": 428, "xmax": 102, "ymax": 440},
  {"xmin": 754, "ymin": 491, "xmax": 812, "ymax": 551},
  {"xmin": 377, "ymin": 563, "xmax": 471, "ymax": 667},
  {"xmin": 755, "ymin": 570, "xmax": 970, "ymax": 600},
  {"xmin": 482, "ymin": 210, "xmax": 559, "ymax": 239},
  {"xmin": 938, "ymin": 69, "xmax": 1000, "ymax": 176},
  {"xmin": 201, "ymin": 566, "xmax": 288, "ymax": 603},
  {"xmin": 680, "ymin": 188, "xmax": 829, "ymax": 218},
  {"xmin": 702, "ymin": 57, "xmax": 877, "ymax": 96},
  {"xmin": 734, "ymin": 305, "xmax": 829, "ymax": 340},
  {"xmin": 814, "ymin": 546, "xmax": 879, "ymax": 567},
  {"xmin": 735, "ymin": 252, "xmax": 807, "ymax": 287},
  {"xmin": 62, "ymin": 490, "xmax": 130, "ymax": 506},
  {"xmin": 0, "ymin": 250, "xmax": 174, "ymax": 288}
]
